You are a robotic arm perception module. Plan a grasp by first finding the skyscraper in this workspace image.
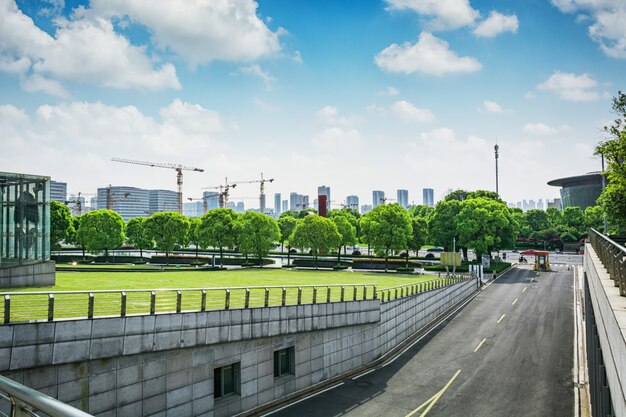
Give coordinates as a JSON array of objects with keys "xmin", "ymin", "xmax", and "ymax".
[
  {"xmin": 282, "ymin": 200, "xmax": 288, "ymax": 213},
  {"xmin": 317, "ymin": 185, "xmax": 331, "ymax": 211},
  {"xmin": 50, "ymin": 180, "xmax": 67, "ymax": 203},
  {"xmin": 346, "ymin": 195, "xmax": 359, "ymax": 211},
  {"xmin": 274, "ymin": 193, "xmax": 281, "ymax": 216},
  {"xmin": 203, "ymin": 191, "xmax": 220, "ymax": 212},
  {"xmin": 372, "ymin": 190, "xmax": 385, "ymax": 207},
  {"xmin": 423, "ymin": 188, "xmax": 434, "ymax": 207},
  {"xmin": 397, "ymin": 189, "xmax": 408, "ymax": 209}
]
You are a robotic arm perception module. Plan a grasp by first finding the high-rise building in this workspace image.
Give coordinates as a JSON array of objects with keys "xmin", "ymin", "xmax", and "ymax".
[
  {"xmin": 372, "ymin": 190, "xmax": 385, "ymax": 207},
  {"xmin": 203, "ymin": 191, "xmax": 220, "ymax": 211},
  {"xmin": 302, "ymin": 195, "xmax": 310, "ymax": 209},
  {"xmin": 317, "ymin": 185, "xmax": 331, "ymax": 211},
  {"xmin": 67, "ymin": 194, "xmax": 86, "ymax": 216},
  {"xmin": 274, "ymin": 193, "xmax": 281, "ymax": 216},
  {"xmin": 50, "ymin": 180, "xmax": 67, "ymax": 203},
  {"xmin": 289, "ymin": 192, "xmax": 299, "ymax": 211},
  {"xmin": 236, "ymin": 202, "xmax": 245, "ymax": 213},
  {"xmin": 346, "ymin": 195, "xmax": 359, "ymax": 211},
  {"xmin": 282, "ymin": 200, "xmax": 288, "ymax": 213},
  {"xmin": 361, "ymin": 204, "xmax": 372, "ymax": 214},
  {"xmin": 397, "ymin": 189, "xmax": 409, "ymax": 209},
  {"xmin": 149, "ymin": 189, "xmax": 178, "ymax": 213},
  {"xmin": 97, "ymin": 186, "xmax": 150, "ymax": 221},
  {"xmin": 422, "ymin": 188, "xmax": 434, "ymax": 207},
  {"xmin": 183, "ymin": 201, "xmax": 204, "ymax": 217},
  {"xmin": 537, "ymin": 199, "xmax": 544, "ymax": 210}
]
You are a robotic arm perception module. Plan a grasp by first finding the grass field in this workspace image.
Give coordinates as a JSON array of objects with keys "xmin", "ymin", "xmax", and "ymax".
[{"xmin": 0, "ymin": 269, "xmax": 445, "ymax": 323}]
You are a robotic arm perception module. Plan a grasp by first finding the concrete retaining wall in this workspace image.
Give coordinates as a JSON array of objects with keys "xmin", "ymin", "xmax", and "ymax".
[
  {"xmin": 0, "ymin": 261, "xmax": 55, "ymax": 288},
  {"xmin": 0, "ymin": 279, "xmax": 477, "ymax": 417},
  {"xmin": 584, "ymin": 245, "xmax": 626, "ymax": 417}
]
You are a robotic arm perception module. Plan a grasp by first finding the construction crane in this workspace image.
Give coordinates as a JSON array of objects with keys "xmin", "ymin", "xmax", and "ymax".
[
  {"xmin": 65, "ymin": 192, "xmax": 83, "ymax": 216},
  {"xmin": 111, "ymin": 157, "xmax": 204, "ymax": 214},
  {"xmin": 380, "ymin": 197, "xmax": 397, "ymax": 204},
  {"xmin": 202, "ymin": 178, "xmax": 237, "ymax": 209},
  {"xmin": 234, "ymin": 173, "xmax": 274, "ymax": 214},
  {"xmin": 105, "ymin": 185, "xmax": 131, "ymax": 210}
]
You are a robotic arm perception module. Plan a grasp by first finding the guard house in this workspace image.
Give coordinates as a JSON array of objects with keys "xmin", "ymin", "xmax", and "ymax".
[
  {"xmin": 533, "ymin": 250, "xmax": 550, "ymax": 271},
  {"xmin": 0, "ymin": 172, "xmax": 55, "ymax": 287}
]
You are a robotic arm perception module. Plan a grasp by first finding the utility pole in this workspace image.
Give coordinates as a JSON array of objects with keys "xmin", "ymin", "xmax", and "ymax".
[
  {"xmin": 601, "ymin": 153, "xmax": 608, "ymax": 234},
  {"xmin": 494, "ymin": 143, "xmax": 500, "ymax": 196}
]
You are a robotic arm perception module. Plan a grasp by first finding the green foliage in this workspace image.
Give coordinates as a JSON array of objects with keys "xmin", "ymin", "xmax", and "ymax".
[
  {"xmin": 408, "ymin": 205, "xmax": 434, "ymax": 219},
  {"xmin": 562, "ymin": 206, "xmax": 585, "ymax": 237},
  {"xmin": 50, "ymin": 201, "xmax": 74, "ymax": 250},
  {"xmin": 444, "ymin": 189, "xmax": 469, "ymax": 201},
  {"xmin": 525, "ymin": 209, "xmax": 549, "ymax": 232},
  {"xmin": 278, "ymin": 216, "xmax": 298, "ymax": 246},
  {"xmin": 238, "ymin": 212, "xmax": 280, "ymax": 265},
  {"xmin": 76, "ymin": 209, "xmax": 125, "ymax": 257},
  {"xmin": 199, "ymin": 208, "xmax": 238, "ymax": 264},
  {"xmin": 362, "ymin": 204, "xmax": 412, "ymax": 266},
  {"xmin": 428, "ymin": 199, "xmax": 462, "ymax": 249},
  {"xmin": 125, "ymin": 217, "xmax": 153, "ymax": 257},
  {"xmin": 456, "ymin": 198, "xmax": 513, "ymax": 258},
  {"xmin": 546, "ymin": 207, "xmax": 563, "ymax": 228},
  {"xmin": 584, "ymin": 206, "xmax": 605, "ymax": 231},
  {"xmin": 291, "ymin": 215, "xmax": 341, "ymax": 266},
  {"xmin": 297, "ymin": 208, "xmax": 317, "ymax": 218},
  {"xmin": 332, "ymin": 214, "xmax": 357, "ymax": 253},
  {"xmin": 143, "ymin": 212, "xmax": 190, "ymax": 256},
  {"xmin": 409, "ymin": 217, "xmax": 427, "ymax": 253},
  {"xmin": 511, "ymin": 210, "xmax": 531, "ymax": 238},
  {"xmin": 279, "ymin": 210, "xmax": 299, "ymax": 219},
  {"xmin": 188, "ymin": 217, "xmax": 202, "ymax": 249}
]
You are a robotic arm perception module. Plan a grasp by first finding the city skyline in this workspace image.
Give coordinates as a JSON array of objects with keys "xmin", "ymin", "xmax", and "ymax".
[{"xmin": 2, "ymin": 1, "xmax": 624, "ymax": 205}]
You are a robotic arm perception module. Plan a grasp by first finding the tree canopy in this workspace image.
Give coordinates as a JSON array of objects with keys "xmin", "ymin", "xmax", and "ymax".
[
  {"xmin": 199, "ymin": 208, "xmax": 238, "ymax": 265},
  {"xmin": 125, "ymin": 217, "xmax": 153, "ymax": 258},
  {"xmin": 238, "ymin": 212, "xmax": 280, "ymax": 266},
  {"xmin": 362, "ymin": 204, "xmax": 412, "ymax": 269},
  {"xmin": 143, "ymin": 212, "xmax": 190, "ymax": 257},
  {"xmin": 291, "ymin": 215, "xmax": 341, "ymax": 267},
  {"xmin": 76, "ymin": 209, "xmax": 125, "ymax": 258},
  {"xmin": 50, "ymin": 200, "xmax": 73, "ymax": 251}
]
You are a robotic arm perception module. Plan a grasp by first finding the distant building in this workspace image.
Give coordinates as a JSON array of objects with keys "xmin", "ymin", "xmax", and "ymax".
[
  {"xmin": 67, "ymin": 194, "xmax": 86, "ymax": 216},
  {"xmin": 236, "ymin": 202, "xmax": 244, "ymax": 213},
  {"xmin": 203, "ymin": 191, "xmax": 220, "ymax": 211},
  {"xmin": 90, "ymin": 197, "xmax": 98, "ymax": 210},
  {"xmin": 313, "ymin": 199, "xmax": 318, "ymax": 211},
  {"xmin": 548, "ymin": 172, "xmax": 603, "ymax": 210},
  {"xmin": 397, "ymin": 189, "xmax": 408, "ymax": 209},
  {"xmin": 149, "ymin": 189, "xmax": 178, "ymax": 213},
  {"xmin": 346, "ymin": 195, "xmax": 359, "ymax": 211},
  {"xmin": 317, "ymin": 185, "xmax": 331, "ymax": 211},
  {"xmin": 372, "ymin": 190, "xmax": 385, "ymax": 207},
  {"xmin": 96, "ymin": 186, "xmax": 150, "ymax": 221},
  {"xmin": 303, "ymin": 195, "xmax": 310, "ymax": 209},
  {"xmin": 50, "ymin": 180, "xmax": 67, "ymax": 203},
  {"xmin": 274, "ymin": 193, "xmax": 281, "ymax": 216},
  {"xmin": 361, "ymin": 204, "xmax": 372, "ymax": 214},
  {"xmin": 183, "ymin": 201, "xmax": 204, "ymax": 217},
  {"xmin": 547, "ymin": 198, "xmax": 563, "ymax": 210},
  {"xmin": 537, "ymin": 199, "xmax": 544, "ymax": 210},
  {"xmin": 282, "ymin": 200, "xmax": 288, "ymax": 213},
  {"xmin": 423, "ymin": 188, "xmax": 434, "ymax": 207}
]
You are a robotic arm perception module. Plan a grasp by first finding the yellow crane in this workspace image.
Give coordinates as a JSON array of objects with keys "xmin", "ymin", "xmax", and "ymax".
[
  {"xmin": 202, "ymin": 178, "xmax": 237, "ymax": 209},
  {"xmin": 234, "ymin": 173, "xmax": 274, "ymax": 214},
  {"xmin": 111, "ymin": 157, "xmax": 204, "ymax": 214}
]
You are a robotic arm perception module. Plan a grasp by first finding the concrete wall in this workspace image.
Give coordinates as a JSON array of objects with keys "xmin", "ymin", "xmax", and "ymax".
[
  {"xmin": 584, "ymin": 244, "xmax": 626, "ymax": 417},
  {"xmin": 0, "ymin": 261, "xmax": 55, "ymax": 288},
  {"xmin": 0, "ymin": 279, "xmax": 476, "ymax": 417}
]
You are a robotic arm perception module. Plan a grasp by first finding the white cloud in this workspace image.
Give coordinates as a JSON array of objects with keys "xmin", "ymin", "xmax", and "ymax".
[
  {"xmin": 473, "ymin": 11, "xmax": 519, "ymax": 38},
  {"xmin": 551, "ymin": 0, "xmax": 626, "ymax": 59},
  {"xmin": 237, "ymin": 64, "xmax": 276, "ymax": 89},
  {"xmin": 385, "ymin": 0, "xmax": 479, "ymax": 30},
  {"xmin": 313, "ymin": 127, "xmax": 361, "ymax": 148},
  {"xmin": 482, "ymin": 100, "xmax": 504, "ymax": 113},
  {"xmin": 89, "ymin": 0, "xmax": 282, "ymax": 66},
  {"xmin": 375, "ymin": 32, "xmax": 482, "ymax": 76},
  {"xmin": 419, "ymin": 127, "xmax": 457, "ymax": 143},
  {"xmin": 390, "ymin": 100, "xmax": 436, "ymax": 122},
  {"xmin": 0, "ymin": 0, "xmax": 180, "ymax": 93},
  {"xmin": 21, "ymin": 74, "xmax": 69, "ymax": 98},
  {"xmin": 537, "ymin": 71, "xmax": 602, "ymax": 101},
  {"xmin": 315, "ymin": 106, "xmax": 359, "ymax": 126},
  {"xmin": 379, "ymin": 86, "xmax": 400, "ymax": 96},
  {"xmin": 523, "ymin": 123, "xmax": 570, "ymax": 135}
]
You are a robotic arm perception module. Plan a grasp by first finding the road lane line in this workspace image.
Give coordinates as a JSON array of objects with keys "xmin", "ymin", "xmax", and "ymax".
[
  {"xmin": 497, "ymin": 314, "xmax": 506, "ymax": 323},
  {"xmin": 522, "ymin": 287, "xmax": 527, "ymax": 292},
  {"xmin": 418, "ymin": 369, "xmax": 462, "ymax": 417},
  {"xmin": 512, "ymin": 298, "xmax": 518, "ymax": 305},
  {"xmin": 353, "ymin": 368, "xmax": 376, "ymax": 379},
  {"xmin": 473, "ymin": 338, "xmax": 486, "ymax": 352},
  {"xmin": 259, "ymin": 383, "xmax": 344, "ymax": 416}
]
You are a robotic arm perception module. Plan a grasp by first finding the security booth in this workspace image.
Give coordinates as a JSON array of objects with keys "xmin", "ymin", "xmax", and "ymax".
[
  {"xmin": 533, "ymin": 250, "xmax": 550, "ymax": 271},
  {"xmin": 0, "ymin": 172, "xmax": 55, "ymax": 287}
]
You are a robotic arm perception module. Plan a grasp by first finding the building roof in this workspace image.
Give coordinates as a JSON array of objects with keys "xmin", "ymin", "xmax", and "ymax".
[{"xmin": 547, "ymin": 172, "xmax": 602, "ymax": 187}]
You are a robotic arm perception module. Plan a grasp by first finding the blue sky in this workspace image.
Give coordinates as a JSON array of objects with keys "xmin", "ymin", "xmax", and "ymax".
[{"xmin": 1, "ymin": 0, "xmax": 625, "ymax": 209}]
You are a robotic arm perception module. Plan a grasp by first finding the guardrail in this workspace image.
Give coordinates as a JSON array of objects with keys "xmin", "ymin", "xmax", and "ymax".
[
  {"xmin": 588, "ymin": 228, "xmax": 626, "ymax": 296},
  {"xmin": 0, "ymin": 277, "xmax": 467, "ymax": 324},
  {"xmin": 0, "ymin": 375, "xmax": 92, "ymax": 417}
]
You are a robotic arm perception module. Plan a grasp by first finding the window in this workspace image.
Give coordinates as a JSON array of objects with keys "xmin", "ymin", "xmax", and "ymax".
[
  {"xmin": 214, "ymin": 363, "xmax": 240, "ymax": 399},
  {"xmin": 274, "ymin": 347, "xmax": 295, "ymax": 378}
]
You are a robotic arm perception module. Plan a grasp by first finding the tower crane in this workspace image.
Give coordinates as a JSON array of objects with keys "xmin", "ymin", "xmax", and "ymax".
[
  {"xmin": 380, "ymin": 196, "xmax": 397, "ymax": 204},
  {"xmin": 111, "ymin": 157, "xmax": 204, "ymax": 214},
  {"xmin": 202, "ymin": 178, "xmax": 237, "ymax": 209},
  {"xmin": 234, "ymin": 173, "xmax": 274, "ymax": 214},
  {"xmin": 105, "ymin": 185, "xmax": 132, "ymax": 210}
]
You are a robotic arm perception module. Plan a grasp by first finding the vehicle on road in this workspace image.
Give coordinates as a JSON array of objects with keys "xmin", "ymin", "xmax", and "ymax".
[
  {"xmin": 426, "ymin": 247, "xmax": 444, "ymax": 252},
  {"xmin": 520, "ymin": 249, "xmax": 536, "ymax": 255}
]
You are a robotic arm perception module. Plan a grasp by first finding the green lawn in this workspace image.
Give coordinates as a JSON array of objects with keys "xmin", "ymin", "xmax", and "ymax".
[{"xmin": 0, "ymin": 269, "xmax": 448, "ymax": 323}]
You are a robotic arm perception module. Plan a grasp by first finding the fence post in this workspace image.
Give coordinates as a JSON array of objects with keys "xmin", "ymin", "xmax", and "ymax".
[
  {"xmin": 326, "ymin": 287, "xmax": 331, "ymax": 303},
  {"xmin": 363, "ymin": 285, "xmax": 367, "ymax": 300},
  {"xmin": 150, "ymin": 291, "xmax": 156, "ymax": 315},
  {"xmin": 88, "ymin": 293, "xmax": 94, "ymax": 319},
  {"xmin": 353, "ymin": 286, "xmax": 357, "ymax": 301},
  {"xmin": 201, "ymin": 290, "xmax": 206, "ymax": 311},
  {"xmin": 381, "ymin": 291, "xmax": 385, "ymax": 302},
  {"xmin": 373, "ymin": 285, "xmax": 378, "ymax": 300},
  {"xmin": 282, "ymin": 288, "xmax": 287, "ymax": 306},
  {"xmin": 264, "ymin": 288, "xmax": 269, "ymax": 307},
  {"xmin": 47, "ymin": 294, "xmax": 54, "ymax": 322},
  {"xmin": 121, "ymin": 292, "xmax": 127, "ymax": 317},
  {"xmin": 4, "ymin": 295, "xmax": 10, "ymax": 324},
  {"xmin": 176, "ymin": 291, "xmax": 182, "ymax": 313},
  {"xmin": 297, "ymin": 287, "xmax": 302, "ymax": 305},
  {"xmin": 395, "ymin": 288, "xmax": 398, "ymax": 299},
  {"xmin": 245, "ymin": 288, "xmax": 250, "ymax": 309},
  {"xmin": 225, "ymin": 289, "xmax": 230, "ymax": 310},
  {"xmin": 340, "ymin": 286, "xmax": 345, "ymax": 302},
  {"xmin": 313, "ymin": 287, "xmax": 317, "ymax": 304}
]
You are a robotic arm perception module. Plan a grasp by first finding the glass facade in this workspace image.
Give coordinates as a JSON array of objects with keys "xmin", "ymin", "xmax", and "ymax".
[
  {"xmin": 547, "ymin": 172, "xmax": 603, "ymax": 210},
  {"xmin": 0, "ymin": 172, "xmax": 50, "ymax": 268}
]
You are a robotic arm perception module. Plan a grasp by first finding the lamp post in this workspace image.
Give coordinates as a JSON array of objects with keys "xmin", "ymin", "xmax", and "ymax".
[
  {"xmin": 494, "ymin": 143, "xmax": 500, "ymax": 196},
  {"xmin": 601, "ymin": 153, "xmax": 608, "ymax": 234}
]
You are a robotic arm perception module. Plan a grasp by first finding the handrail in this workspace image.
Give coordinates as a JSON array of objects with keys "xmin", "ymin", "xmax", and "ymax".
[
  {"xmin": 588, "ymin": 228, "xmax": 626, "ymax": 297},
  {"xmin": 0, "ymin": 375, "xmax": 92, "ymax": 416}
]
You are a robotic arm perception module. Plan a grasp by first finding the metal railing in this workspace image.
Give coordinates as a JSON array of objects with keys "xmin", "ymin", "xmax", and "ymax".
[
  {"xmin": 0, "ymin": 277, "xmax": 469, "ymax": 324},
  {"xmin": 0, "ymin": 375, "xmax": 92, "ymax": 417},
  {"xmin": 588, "ymin": 228, "xmax": 626, "ymax": 297}
]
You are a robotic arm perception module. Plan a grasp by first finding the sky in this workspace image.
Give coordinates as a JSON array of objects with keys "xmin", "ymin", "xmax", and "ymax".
[{"xmin": 1, "ymin": 0, "xmax": 625, "ymax": 209}]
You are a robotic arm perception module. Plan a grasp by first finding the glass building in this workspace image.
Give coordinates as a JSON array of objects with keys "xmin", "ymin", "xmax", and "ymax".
[
  {"xmin": 0, "ymin": 172, "xmax": 51, "ymax": 269},
  {"xmin": 547, "ymin": 172, "xmax": 603, "ymax": 210}
]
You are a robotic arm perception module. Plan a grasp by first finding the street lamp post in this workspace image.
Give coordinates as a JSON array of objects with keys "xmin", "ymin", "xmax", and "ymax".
[{"xmin": 494, "ymin": 143, "xmax": 500, "ymax": 196}]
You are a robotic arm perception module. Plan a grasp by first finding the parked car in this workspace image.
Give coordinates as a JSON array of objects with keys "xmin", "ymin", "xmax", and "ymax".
[
  {"xmin": 520, "ymin": 249, "xmax": 536, "ymax": 255},
  {"xmin": 426, "ymin": 247, "xmax": 444, "ymax": 252}
]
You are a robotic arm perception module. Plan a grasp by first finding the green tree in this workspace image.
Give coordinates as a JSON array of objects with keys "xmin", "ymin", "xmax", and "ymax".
[
  {"xmin": 279, "ymin": 210, "xmax": 299, "ymax": 219},
  {"xmin": 525, "ymin": 209, "xmax": 549, "ymax": 233},
  {"xmin": 126, "ymin": 217, "xmax": 153, "ymax": 259},
  {"xmin": 291, "ymin": 215, "xmax": 341, "ymax": 268},
  {"xmin": 408, "ymin": 217, "xmax": 428, "ymax": 255},
  {"xmin": 239, "ymin": 212, "xmax": 280, "ymax": 266},
  {"xmin": 50, "ymin": 201, "xmax": 74, "ymax": 251},
  {"xmin": 278, "ymin": 215, "xmax": 298, "ymax": 266},
  {"xmin": 456, "ymin": 198, "xmax": 513, "ymax": 259},
  {"xmin": 67, "ymin": 216, "xmax": 86, "ymax": 259},
  {"xmin": 595, "ymin": 91, "xmax": 626, "ymax": 229},
  {"xmin": 358, "ymin": 215, "xmax": 373, "ymax": 256},
  {"xmin": 428, "ymin": 199, "xmax": 463, "ymax": 252},
  {"xmin": 143, "ymin": 212, "xmax": 190, "ymax": 259},
  {"xmin": 297, "ymin": 208, "xmax": 317, "ymax": 218},
  {"xmin": 76, "ymin": 209, "xmax": 125, "ymax": 261},
  {"xmin": 562, "ymin": 206, "xmax": 585, "ymax": 238},
  {"xmin": 364, "ymin": 204, "xmax": 412, "ymax": 271},
  {"xmin": 546, "ymin": 207, "xmax": 563, "ymax": 229},
  {"xmin": 188, "ymin": 217, "xmax": 202, "ymax": 258},
  {"xmin": 332, "ymin": 214, "xmax": 357, "ymax": 261},
  {"xmin": 584, "ymin": 206, "xmax": 605, "ymax": 231},
  {"xmin": 199, "ymin": 208, "xmax": 238, "ymax": 266},
  {"xmin": 510, "ymin": 208, "xmax": 531, "ymax": 240},
  {"xmin": 408, "ymin": 205, "xmax": 434, "ymax": 219}
]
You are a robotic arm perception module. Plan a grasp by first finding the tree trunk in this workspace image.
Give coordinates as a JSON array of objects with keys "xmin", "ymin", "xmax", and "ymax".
[
  {"xmin": 337, "ymin": 247, "xmax": 341, "ymax": 264},
  {"xmin": 315, "ymin": 252, "xmax": 318, "ymax": 269},
  {"xmin": 287, "ymin": 246, "xmax": 291, "ymax": 266},
  {"xmin": 139, "ymin": 247, "xmax": 143, "ymax": 260},
  {"xmin": 166, "ymin": 251, "xmax": 169, "ymax": 266},
  {"xmin": 405, "ymin": 248, "xmax": 409, "ymax": 268},
  {"xmin": 105, "ymin": 248, "xmax": 109, "ymax": 264},
  {"xmin": 385, "ymin": 250, "xmax": 389, "ymax": 272},
  {"xmin": 220, "ymin": 247, "xmax": 224, "ymax": 267},
  {"xmin": 462, "ymin": 247, "xmax": 469, "ymax": 261},
  {"xmin": 195, "ymin": 244, "xmax": 199, "ymax": 259}
]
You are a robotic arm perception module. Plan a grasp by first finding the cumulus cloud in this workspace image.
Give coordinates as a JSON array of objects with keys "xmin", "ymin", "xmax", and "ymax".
[
  {"xmin": 375, "ymin": 32, "xmax": 482, "ymax": 76},
  {"xmin": 537, "ymin": 71, "xmax": 602, "ymax": 101},
  {"xmin": 473, "ymin": 11, "xmax": 519, "ymax": 37},
  {"xmin": 390, "ymin": 100, "xmax": 436, "ymax": 122},
  {"xmin": 315, "ymin": 106, "xmax": 360, "ymax": 126},
  {"xmin": 20, "ymin": 74, "xmax": 69, "ymax": 98},
  {"xmin": 237, "ymin": 64, "xmax": 276, "ymax": 89},
  {"xmin": 313, "ymin": 127, "xmax": 361, "ymax": 148},
  {"xmin": 379, "ymin": 86, "xmax": 400, "ymax": 96},
  {"xmin": 523, "ymin": 123, "xmax": 570, "ymax": 135},
  {"xmin": 481, "ymin": 100, "xmax": 504, "ymax": 113},
  {"xmin": 385, "ymin": 0, "xmax": 479, "ymax": 30},
  {"xmin": 551, "ymin": 0, "xmax": 626, "ymax": 59},
  {"xmin": 89, "ymin": 0, "xmax": 282, "ymax": 66}
]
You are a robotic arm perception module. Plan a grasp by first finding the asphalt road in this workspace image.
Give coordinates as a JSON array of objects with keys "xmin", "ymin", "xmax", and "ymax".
[{"xmin": 265, "ymin": 264, "xmax": 575, "ymax": 417}]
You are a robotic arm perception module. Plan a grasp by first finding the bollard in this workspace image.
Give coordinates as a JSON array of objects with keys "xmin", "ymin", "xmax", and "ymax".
[
  {"xmin": 201, "ymin": 290, "xmax": 207, "ymax": 311},
  {"xmin": 3, "ymin": 295, "xmax": 10, "ymax": 324},
  {"xmin": 176, "ymin": 291, "xmax": 182, "ymax": 313},
  {"xmin": 121, "ymin": 292, "xmax": 127, "ymax": 317},
  {"xmin": 88, "ymin": 293, "xmax": 94, "ymax": 319},
  {"xmin": 48, "ymin": 294, "xmax": 55, "ymax": 321},
  {"xmin": 395, "ymin": 288, "xmax": 398, "ymax": 299},
  {"xmin": 150, "ymin": 291, "xmax": 156, "ymax": 315},
  {"xmin": 264, "ymin": 288, "xmax": 270, "ymax": 307}
]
